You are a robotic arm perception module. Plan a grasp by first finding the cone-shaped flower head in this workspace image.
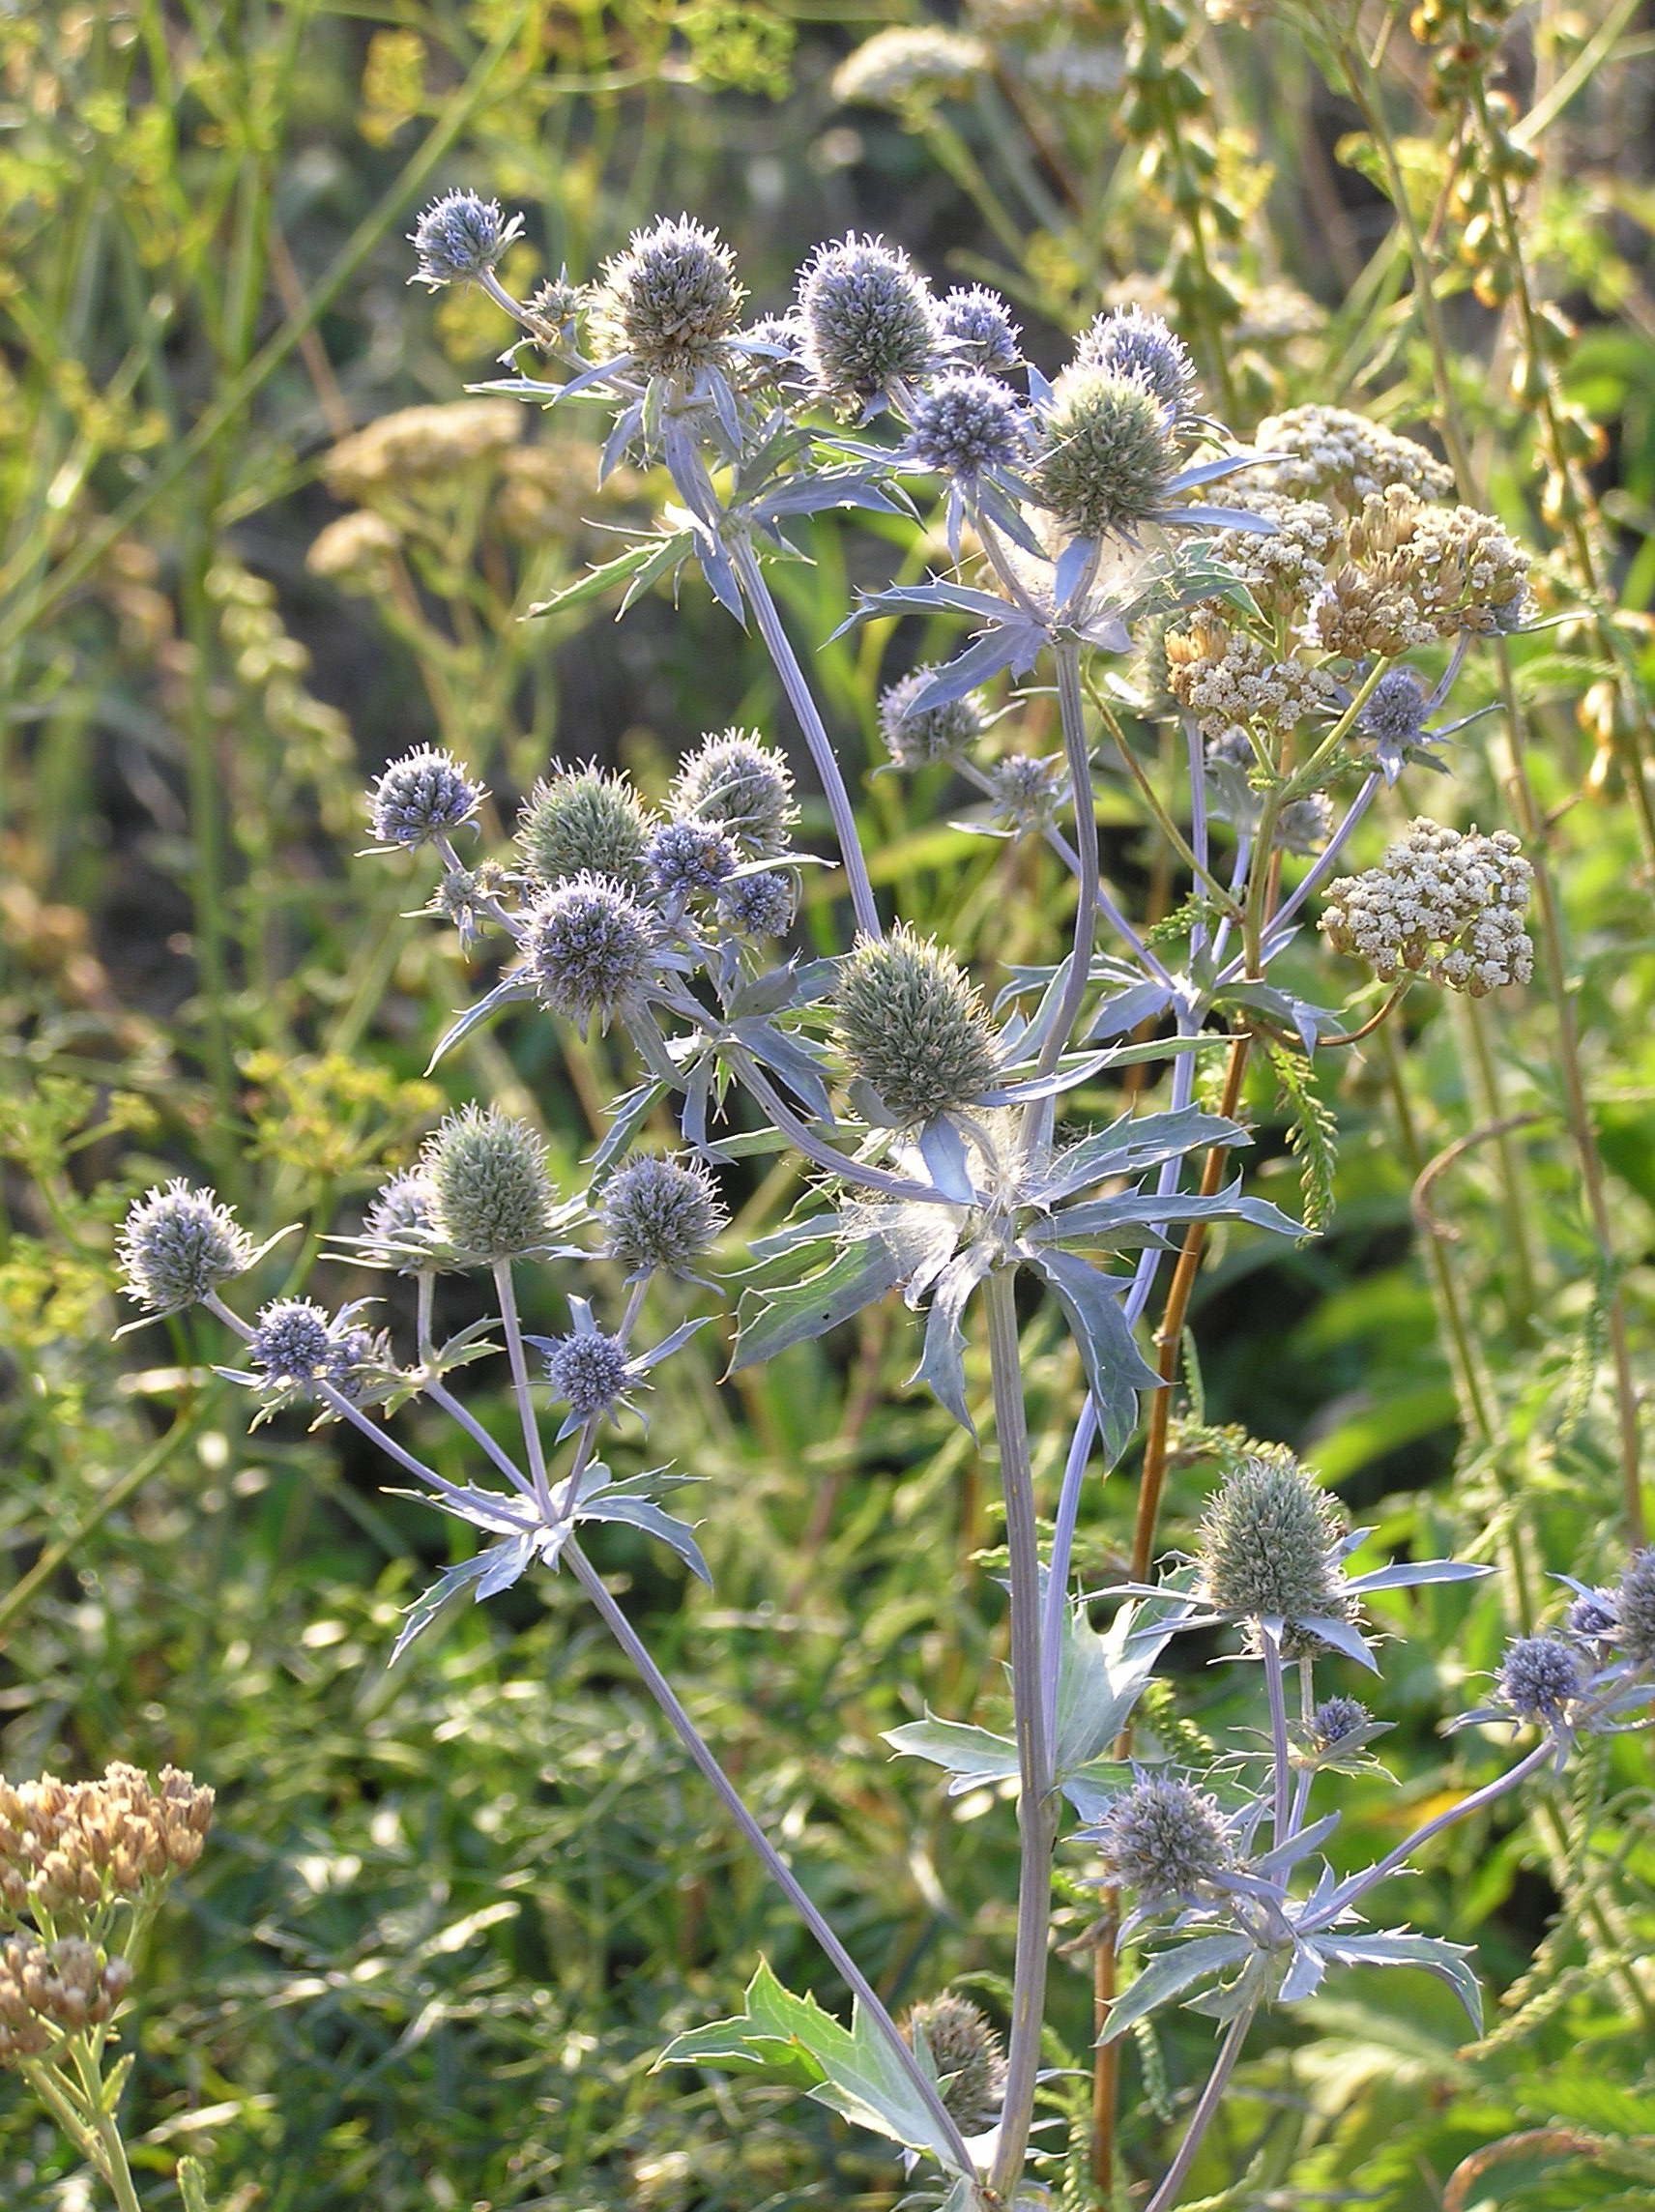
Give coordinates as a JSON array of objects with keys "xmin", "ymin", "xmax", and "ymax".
[
  {"xmin": 590, "ymin": 214, "xmax": 745, "ymax": 379},
  {"xmin": 1499, "ymin": 1634, "xmax": 1585, "ymax": 1724},
  {"xmin": 247, "ymin": 1298, "xmax": 354, "ymax": 1394},
  {"xmin": 361, "ymin": 1168, "xmax": 444, "ymax": 1272},
  {"xmin": 367, "ymin": 746, "xmax": 483, "ymax": 849},
  {"xmin": 796, "ymin": 234, "xmax": 937, "ymax": 405},
  {"xmin": 1566, "ymin": 1584, "xmax": 1618, "ymax": 1643},
  {"xmin": 600, "ymin": 1153, "xmax": 728, "ymax": 1277},
  {"xmin": 646, "ymin": 820, "xmax": 738, "ymax": 909},
  {"xmin": 1095, "ymin": 1773, "xmax": 1232, "ymax": 1904},
  {"xmin": 1615, "ymin": 1548, "xmax": 1655, "ymax": 1670},
  {"xmin": 1076, "ymin": 306, "xmax": 1199, "ymax": 419},
  {"xmin": 834, "ymin": 924, "xmax": 1001, "ymax": 1123},
  {"xmin": 1311, "ymin": 1695, "xmax": 1371, "ymax": 1747},
  {"xmin": 1357, "ymin": 668, "xmax": 1431, "ymax": 780},
  {"xmin": 669, "ymin": 729, "xmax": 798, "ymax": 859},
  {"xmin": 1198, "ymin": 1453, "xmax": 1349, "ymax": 1631},
  {"xmin": 523, "ymin": 873, "xmax": 657, "ymax": 1029},
  {"xmin": 908, "ymin": 371, "xmax": 1028, "ymax": 478},
  {"xmin": 516, "ymin": 765, "xmax": 653, "ymax": 894},
  {"xmin": 878, "ymin": 669, "xmax": 983, "ymax": 769},
  {"xmin": 717, "ymin": 870, "xmax": 796, "ymax": 938},
  {"xmin": 905, "ymin": 1994, "xmax": 1005, "ymax": 2134},
  {"xmin": 409, "ymin": 191, "xmax": 523, "ymax": 289},
  {"xmin": 1032, "ymin": 365, "xmax": 1178, "ymax": 538},
  {"xmin": 118, "ymin": 1181, "xmax": 253, "ymax": 1316},
  {"xmin": 423, "ymin": 1104, "xmax": 556, "ymax": 1262},
  {"xmin": 544, "ymin": 1327, "xmax": 634, "ymax": 1419},
  {"xmin": 938, "ymin": 284, "xmax": 1021, "ymax": 372}
]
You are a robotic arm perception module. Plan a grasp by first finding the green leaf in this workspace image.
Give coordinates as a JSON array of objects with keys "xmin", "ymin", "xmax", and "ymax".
[
  {"xmin": 731, "ymin": 1237, "xmax": 909, "ymax": 1368},
  {"xmin": 1053, "ymin": 1600, "xmax": 1164, "ymax": 1777},
  {"xmin": 884, "ymin": 1714, "xmax": 1021, "ymax": 1793},
  {"xmin": 1266, "ymin": 1040, "xmax": 1339, "ymax": 1235},
  {"xmin": 177, "ymin": 2158, "xmax": 213, "ymax": 2212},
  {"xmin": 1100, "ymin": 1935, "xmax": 1254, "ymax": 2043},
  {"xmin": 1023, "ymin": 1247, "xmax": 1157, "ymax": 1461},
  {"xmin": 1319, "ymin": 1931, "xmax": 1484, "ymax": 2032},
  {"xmin": 526, "ymin": 533, "xmax": 690, "ymax": 618}
]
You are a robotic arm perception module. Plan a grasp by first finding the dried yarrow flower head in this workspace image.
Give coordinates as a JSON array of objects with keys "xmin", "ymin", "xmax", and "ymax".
[
  {"xmin": 599, "ymin": 1153, "xmax": 728, "ymax": 1277},
  {"xmin": 1614, "ymin": 1549, "xmax": 1655, "ymax": 1671},
  {"xmin": 796, "ymin": 233, "xmax": 938, "ymax": 406},
  {"xmin": 717, "ymin": 869, "xmax": 797, "ymax": 939},
  {"xmin": 306, "ymin": 509, "xmax": 403, "ymax": 594},
  {"xmin": 1094, "ymin": 1773, "xmax": 1232, "ymax": 1904},
  {"xmin": 408, "ymin": 190, "xmax": 524, "ymax": 289},
  {"xmin": 1198, "ymin": 1453, "xmax": 1350, "ymax": 1635},
  {"xmin": 516, "ymin": 765, "xmax": 654, "ymax": 894},
  {"xmin": 1499, "ymin": 1635, "xmax": 1586, "ymax": 1726},
  {"xmin": 1208, "ymin": 495, "xmax": 1340, "ymax": 623},
  {"xmin": 669, "ymin": 730, "xmax": 797, "ymax": 859},
  {"xmin": 831, "ymin": 24, "xmax": 988, "ymax": 107},
  {"xmin": 1253, "ymin": 404, "xmax": 1455, "ymax": 510},
  {"xmin": 834, "ymin": 925, "xmax": 1001, "ymax": 1124},
  {"xmin": 323, "ymin": 401, "xmax": 521, "ymax": 501},
  {"xmin": 1032, "ymin": 366, "xmax": 1177, "ymax": 538},
  {"xmin": 1320, "ymin": 819, "xmax": 1534, "ymax": 996},
  {"xmin": 360, "ymin": 1169, "xmax": 444, "ymax": 1272},
  {"xmin": 0, "ymin": 1762, "xmax": 214, "ymax": 1918},
  {"xmin": 423, "ymin": 1103, "xmax": 557, "ymax": 1262},
  {"xmin": 367, "ymin": 746, "xmax": 483, "ymax": 850},
  {"xmin": 543, "ymin": 1326, "xmax": 635, "ymax": 1419},
  {"xmin": 905, "ymin": 1994, "xmax": 1006, "ymax": 2134},
  {"xmin": 117, "ymin": 1180, "xmax": 253, "ymax": 1317},
  {"xmin": 1164, "ymin": 612, "xmax": 1339, "ymax": 756},
  {"xmin": 647, "ymin": 820, "xmax": 738, "ymax": 914},
  {"xmin": 524, "ymin": 872, "xmax": 659, "ymax": 1029},
  {"xmin": 1076, "ymin": 306, "xmax": 1199, "ymax": 420},
  {"xmin": 908, "ymin": 370, "xmax": 1028, "ymax": 479},
  {"xmin": 878, "ymin": 668, "xmax": 983, "ymax": 768},
  {"xmin": 1336, "ymin": 487, "xmax": 1528, "ymax": 639},
  {"xmin": 0, "ymin": 1936, "xmax": 131, "ymax": 2062},
  {"xmin": 937, "ymin": 284, "xmax": 1021, "ymax": 372},
  {"xmin": 589, "ymin": 214, "xmax": 745, "ymax": 380}
]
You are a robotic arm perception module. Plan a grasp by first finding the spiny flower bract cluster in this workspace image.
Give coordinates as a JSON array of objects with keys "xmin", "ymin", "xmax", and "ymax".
[
  {"xmin": 937, "ymin": 284, "xmax": 1021, "ymax": 371},
  {"xmin": 796, "ymin": 233, "xmax": 937, "ymax": 406},
  {"xmin": 1093, "ymin": 1772, "xmax": 1232, "ymax": 1903},
  {"xmin": 878, "ymin": 669, "xmax": 983, "ymax": 768},
  {"xmin": 833, "ymin": 925, "xmax": 1001, "ymax": 1124},
  {"xmin": 670, "ymin": 729, "xmax": 797, "ymax": 858},
  {"xmin": 423, "ymin": 1103, "xmax": 557, "ymax": 1262},
  {"xmin": 1032, "ymin": 365, "xmax": 1178, "ymax": 538},
  {"xmin": 905, "ymin": 1993, "xmax": 1005, "ymax": 2134},
  {"xmin": 367, "ymin": 746, "xmax": 483, "ymax": 849},
  {"xmin": 517, "ymin": 765, "xmax": 654, "ymax": 893},
  {"xmin": 544, "ymin": 1326, "xmax": 635, "ymax": 1418},
  {"xmin": 1076, "ymin": 305, "xmax": 1199, "ymax": 419},
  {"xmin": 1499, "ymin": 1635, "xmax": 1586, "ymax": 1725},
  {"xmin": 908, "ymin": 371, "xmax": 1027, "ymax": 478},
  {"xmin": 409, "ymin": 190, "xmax": 523, "ymax": 289},
  {"xmin": 523, "ymin": 872, "xmax": 659, "ymax": 1029},
  {"xmin": 590, "ymin": 214, "xmax": 745, "ymax": 379},
  {"xmin": 599, "ymin": 1153, "xmax": 727, "ymax": 1277},
  {"xmin": 117, "ymin": 1179, "xmax": 253, "ymax": 1316},
  {"xmin": 1198, "ymin": 1453, "xmax": 1351, "ymax": 1641}
]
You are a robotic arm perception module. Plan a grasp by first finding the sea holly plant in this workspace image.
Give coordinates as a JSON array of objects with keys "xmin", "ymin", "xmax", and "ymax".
[{"xmin": 112, "ymin": 203, "xmax": 1590, "ymax": 2208}]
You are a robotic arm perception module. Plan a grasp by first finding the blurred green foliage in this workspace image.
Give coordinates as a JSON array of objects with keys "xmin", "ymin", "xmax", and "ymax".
[{"xmin": 4, "ymin": 1, "xmax": 1655, "ymax": 2207}]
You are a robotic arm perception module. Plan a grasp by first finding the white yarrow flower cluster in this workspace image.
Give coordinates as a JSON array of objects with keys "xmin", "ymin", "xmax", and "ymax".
[{"xmin": 1321, "ymin": 819, "xmax": 1534, "ymax": 995}]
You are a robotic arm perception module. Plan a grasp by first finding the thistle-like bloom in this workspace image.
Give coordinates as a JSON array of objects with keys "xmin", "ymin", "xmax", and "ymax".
[
  {"xmin": 408, "ymin": 190, "xmax": 524, "ymax": 289},
  {"xmin": 247, "ymin": 1298, "xmax": 356, "ymax": 1395},
  {"xmin": 117, "ymin": 1180, "xmax": 253, "ymax": 1317},
  {"xmin": 428, "ymin": 859, "xmax": 513, "ymax": 954},
  {"xmin": 907, "ymin": 371, "xmax": 1029, "ymax": 479},
  {"xmin": 717, "ymin": 869, "xmax": 796, "ymax": 938},
  {"xmin": 937, "ymin": 284, "xmax": 1021, "ymax": 372},
  {"xmin": 670, "ymin": 729, "xmax": 798, "ymax": 858},
  {"xmin": 1498, "ymin": 1635, "xmax": 1586, "ymax": 1727},
  {"xmin": 1076, "ymin": 306, "xmax": 1199, "ymax": 420},
  {"xmin": 589, "ymin": 214, "xmax": 745, "ymax": 380},
  {"xmin": 1093, "ymin": 1773, "xmax": 1233, "ymax": 1904},
  {"xmin": 599, "ymin": 1153, "xmax": 728, "ymax": 1277},
  {"xmin": 360, "ymin": 1169, "xmax": 445, "ymax": 1272},
  {"xmin": 1031, "ymin": 366, "xmax": 1177, "ymax": 538},
  {"xmin": 1357, "ymin": 668, "xmax": 1434, "ymax": 784},
  {"xmin": 904, "ymin": 1994, "xmax": 1005, "ymax": 2135},
  {"xmin": 988, "ymin": 752, "xmax": 1066, "ymax": 836},
  {"xmin": 1198, "ymin": 1454, "xmax": 1352, "ymax": 1648},
  {"xmin": 423, "ymin": 1103, "xmax": 557, "ymax": 1262},
  {"xmin": 516, "ymin": 766, "xmax": 654, "ymax": 893},
  {"xmin": 1320, "ymin": 819, "xmax": 1534, "ymax": 996},
  {"xmin": 834, "ymin": 925, "xmax": 1001, "ymax": 1124},
  {"xmin": 522, "ymin": 873, "xmax": 658, "ymax": 1030},
  {"xmin": 1615, "ymin": 1549, "xmax": 1655, "ymax": 1671},
  {"xmin": 1565, "ymin": 1583, "xmax": 1619, "ymax": 1644},
  {"xmin": 543, "ymin": 1326, "xmax": 636, "ymax": 1420},
  {"xmin": 796, "ymin": 233, "xmax": 938, "ymax": 407},
  {"xmin": 367, "ymin": 747, "xmax": 483, "ymax": 850},
  {"xmin": 647, "ymin": 820, "xmax": 738, "ymax": 917},
  {"xmin": 878, "ymin": 668, "xmax": 983, "ymax": 769}
]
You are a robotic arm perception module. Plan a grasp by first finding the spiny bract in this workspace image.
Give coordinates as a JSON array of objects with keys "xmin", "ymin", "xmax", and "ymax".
[
  {"xmin": 833, "ymin": 925, "xmax": 1001, "ymax": 1123},
  {"xmin": 599, "ymin": 1153, "xmax": 728, "ymax": 1276},
  {"xmin": 1198, "ymin": 1453, "xmax": 1348, "ymax": 1627},
  {"xmin": 117, "ymin": 1180, "xmax": 253, "ymax": 1315},
  {"xmin": 423, "ymin": 1104, "xmax": 557, "ymax": 1262},
  {"xmin": 516, "ymin": 766, "xmax": 654, "ymax": 893}
]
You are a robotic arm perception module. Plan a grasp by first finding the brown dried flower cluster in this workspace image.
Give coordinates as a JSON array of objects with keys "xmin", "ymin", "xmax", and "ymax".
[
  {"xmin": 323, "ymin": 399, "xmax": 522, "ymax": 501},
  {"xmin": 0, "ymin": 1936, "xmax": 133, "ymax": 2063},
  {"xmin": 1164, "ymin": 612, "xmax": 1339, "ymax": 757},
  {"xmin": 0, "ymin": 1762, "xmax": 215, "ymax": 1917}
]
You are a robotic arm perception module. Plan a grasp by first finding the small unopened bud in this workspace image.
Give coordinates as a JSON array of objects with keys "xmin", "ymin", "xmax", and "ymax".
[
  {"xmin": 834, "ymin": 925, "xmax": 1001, "ymax": 1123},
  {"xmin": 248, "ymin": 1298, "xmax": 354, "ymax": 1395},
  {"xmin": 1032, "ymin": 366, "xmax": 1176, "ymax": 538},
  {"xmin": 544, "ymin": 1328, "xmax": 634, "ymax": 1418},
  {"xmin": 1198, "ymin": 1454, "xmax": 1348, "ymax": 1628},
  {"xmin": 516, "ymin": 766, "xmax": 654, "ymax": 894}
]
